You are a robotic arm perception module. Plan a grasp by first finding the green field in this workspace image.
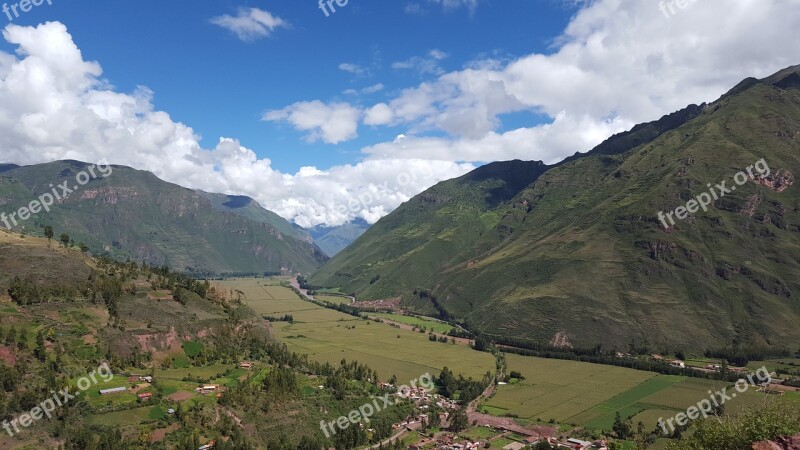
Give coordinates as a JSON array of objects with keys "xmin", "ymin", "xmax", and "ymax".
[
  {"xmin": 484, "ymin": 354, "xmax": 793, "ymax": 432},
  {"xmin": 483, "ymin": 354, "xmax": 656, "ymax": 424},
  {"xmin": 370, "ymin": 312, "xmax": 455, "ymax": 334},
  {"xmin": 217, "ymin": 278, "xmax": 494, "ymax": 383}
]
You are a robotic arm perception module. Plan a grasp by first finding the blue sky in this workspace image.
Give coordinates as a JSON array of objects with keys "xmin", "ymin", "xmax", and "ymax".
[
  {"xmin": 0, "ymin": 0, "xmax": 798, "ymax": 227},
  {"xmin": 1, "ymin": 0, "xmax": 574, "ymax": 172}
]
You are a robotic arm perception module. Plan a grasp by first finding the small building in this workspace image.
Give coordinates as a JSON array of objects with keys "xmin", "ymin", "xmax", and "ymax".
[
  {"xmin": 99, "ymin": 387, "xmax": 127, "ymax": 396},
  {"xmin": 671, "ymin": 360, "xmax": 686, "ymax": 368},
  {"xmin": 566, "ymin": 438, "xmax": 593, "ymax": 449},
  {"xmin": 239, "ymin": 362, "xmax": 253, "ymax": 369},
  {"xmin": 138, "ymin": 392, "xmax": 153, "ymax": 400}
]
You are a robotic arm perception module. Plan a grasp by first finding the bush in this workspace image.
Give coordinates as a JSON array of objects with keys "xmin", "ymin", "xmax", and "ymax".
[{"xmin": 666, "ymin": 401, "xmax": 800, "ymax": 450}]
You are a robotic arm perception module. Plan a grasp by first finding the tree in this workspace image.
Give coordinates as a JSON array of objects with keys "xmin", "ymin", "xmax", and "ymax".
[
  {"xmin": 448, "ymin": 407, "xmax": 468, "ymax": 432},
  {"xmin": 59, "ymin": 233, "xmax": 70, "ymax": 247},
  {"xmin": 612, "ymin": 412, "xmax": 632, "ymax": 439},
  {"xmin": 43, "ymin": 225, "xmax": 53, "ymax": 245},
  {"xmin": 34, "ymin": 330, "xmax": 46, "ymax": 361}
]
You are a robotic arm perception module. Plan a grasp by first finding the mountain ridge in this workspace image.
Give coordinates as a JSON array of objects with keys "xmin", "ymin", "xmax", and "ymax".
[
  {"xmin": 310, "ymin": 65, "xmax": 800, "ymax": 352},
  {"xmin": 0, "ymin": 160, "xmax": 327, "ymax": 274}
]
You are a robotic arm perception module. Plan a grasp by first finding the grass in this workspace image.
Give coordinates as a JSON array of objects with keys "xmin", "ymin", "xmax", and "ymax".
[
  {"xmin": 482, "ymin": 354, "xmax": 796, "ymax": 433},
  {"xmin": 484, "ymin": 354, "xmax": 655, "ymax": 424},
  {"xmin": 89, "ymin": 406, "xmax": 159, "ymax": 426},
  {"xmin": 217, "ymin": 278, "xmax": 494, "ymax": 383}
]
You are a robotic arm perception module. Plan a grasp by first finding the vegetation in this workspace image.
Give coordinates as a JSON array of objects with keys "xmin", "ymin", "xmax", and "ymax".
[{"xmin": 309, "ymin": 68, "xmax": 800, "ymax": 352}]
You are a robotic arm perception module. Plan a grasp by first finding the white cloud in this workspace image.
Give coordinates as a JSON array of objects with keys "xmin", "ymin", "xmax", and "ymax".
[
  {"xmin": 364, "ymin": 103, "xmax": 394, "ymax": 126},
  {"xmin": 0, "ymin": 22, "xmax": 468, "ymax": 228},
  {"xmin": 392, "ymin": 49, "xmax": 449, "ymax": 76},
  {"xmin": 210, "ymin": 7, "xmax": 287, "ymax": 42},
  {"xmin": 3, "ymin": 0, "xmax": 800, "ymax": 228},
  {"xmin": 262, "ymin": 101, "xmax": 361, "ymax": 144},
  {"xmin": 338, "ymin": 63, "xmax": 366, "ymax": 76},
  {"xmin": 344, "ymin": 83, "xmax": 386, "ymax": 96},
  {"xmin": 356, "ymin": 0, "xmax": 800, "ymax": 159}
]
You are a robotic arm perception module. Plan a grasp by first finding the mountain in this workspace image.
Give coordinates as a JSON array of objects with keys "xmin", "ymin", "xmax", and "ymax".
[
  {"xmin": 306, "ymin": 218, "xmax": 371, "ymax": 256},
  {"xmin": 310, "ymin": 66, "xmax": 800, "ymax": 352},
  {"xmin": 0, "ymin": 161, "xmax": 327, "ymax": 274}
]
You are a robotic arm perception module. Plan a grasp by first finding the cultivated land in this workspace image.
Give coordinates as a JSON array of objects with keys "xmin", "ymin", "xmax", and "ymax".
[
  {"xmin": 216, "ymin": 278, "xmax": 494, "ymax": 383},
  {"xmin": 483, "ymin": 354, "xmax": 796, "ymax": 432}
]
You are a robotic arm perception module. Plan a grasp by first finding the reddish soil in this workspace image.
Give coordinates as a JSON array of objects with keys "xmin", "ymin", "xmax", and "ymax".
[
  {"xmin": 0, "ymin": 346, "xmax": 16, "ymax": 366},
  {"xmin": 168, "ymin": 391, "xmax": 194, "ymax": 402},
  {"xmin": 151, "ymin": 424, "xmax": 180, "ymax": 443}
]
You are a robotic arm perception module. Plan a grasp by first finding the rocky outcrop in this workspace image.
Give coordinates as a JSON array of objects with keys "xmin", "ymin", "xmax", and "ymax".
[{"xmin": 752, "ymin": 434, "xmax": 800, "ymax": 450}]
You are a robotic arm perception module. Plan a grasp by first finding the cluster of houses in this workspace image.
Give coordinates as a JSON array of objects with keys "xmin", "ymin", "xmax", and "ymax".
[{"xmin": 409, "ymin": 433, "xmax": 482, "ymax": 450}]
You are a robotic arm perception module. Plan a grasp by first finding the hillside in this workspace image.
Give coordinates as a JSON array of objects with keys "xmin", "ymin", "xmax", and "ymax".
[
  {"xmin": 0, "ymin": 161, "xmax": 327, "ymax": 274},
  {"xmin": 310, "ymin": 66, "xmax": 800, "ymax": 352}
]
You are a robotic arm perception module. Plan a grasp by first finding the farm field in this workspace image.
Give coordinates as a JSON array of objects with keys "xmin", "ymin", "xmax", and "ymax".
[
  {"xmin": 370, "ymin": 312, "xmax": 456, "ymax": 334},
  {"xmin": 217, "ymin": 278, "xmax": 494, "ymax": 383},
  {"xmin": 482, "ymin": 354, "xmax": 656, "ymax": 424},
  {"xmin": 485, "ymin": 354, "xmax": 791, "ymax": 432}
]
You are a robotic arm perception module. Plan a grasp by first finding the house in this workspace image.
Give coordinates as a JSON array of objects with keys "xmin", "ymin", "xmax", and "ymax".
[
  {"xmin": 239, "ymin": 362, "xmax": 253, "ymax": 369},
  {"xmin": 566, "ymin": 438, "xmax": 593, "ymax": 449},
  {"xmin": 138, "ymin": 392, "xmax": 153, "ymax": 400},
  {"xmin": 99, "ymin": 387, "xmax": 127, "ymax": 396},
  {"xmin": 671, "ymin": 360, "xmax": 686, "ymax": 368},
  {"xmin": 139, "ymin": 376, "xmax": 153, "ymax": 383}
]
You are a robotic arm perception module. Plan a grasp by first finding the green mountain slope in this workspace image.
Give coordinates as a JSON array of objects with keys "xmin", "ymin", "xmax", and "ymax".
[
  {"xmin": 0, "ymin": 161, "xmax": 327, "ymax": 274},
  {"xmin": 311, "ymin": 66, "xmax": 800, "ymax": 351}
]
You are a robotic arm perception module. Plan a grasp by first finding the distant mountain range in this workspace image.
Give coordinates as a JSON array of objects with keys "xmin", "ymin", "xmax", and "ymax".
[
  {"xmin": 0, "ymin": 161, "xmax": 327, "ymax": 274},
  {"xmin": 310, "ymin": 65, "xmax": 800, "ymax": 352},
  {"xmin": 306, "ymin": 218, "xmax": 371, "ymax": 257}
]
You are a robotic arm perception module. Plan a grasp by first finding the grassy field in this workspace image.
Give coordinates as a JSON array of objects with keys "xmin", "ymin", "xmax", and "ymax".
[
  {"xmin": 370, "ymin": 312, "xmax": 456, "ymax": 334},
  {"xmin": 482, "ymin": 354, "xmax": 656, "ymax": 424},
  {"xmin": 484, "ymin": 354, "xmax": 795, "ymax": 432},
  {"xmin": 217, "ymin": 278, "xmax": 494, "ymax": 383}
]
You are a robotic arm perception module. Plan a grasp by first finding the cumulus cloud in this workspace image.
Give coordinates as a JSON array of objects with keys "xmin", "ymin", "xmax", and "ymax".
[
  {"xmin": 355, "ymin": 0, "xmax": 800, "ymax": 159},
  {"xmin": 0, "ymin": 22, "xmax": 469, "ymax": 227},
  {"xmin": 262, "ymin": 101, "xmax": 361, "ymax": 144},
  {"xmin": 210, "ymin": 7, "xmax": 287, "ymax": 42},
  {"xmin": 3, "ymin": 0, "xmax": 800, "ymax": 228}
]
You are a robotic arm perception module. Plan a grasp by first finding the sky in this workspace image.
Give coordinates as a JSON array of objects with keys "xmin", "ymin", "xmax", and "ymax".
[{"xmin": 0, "ymin": 0, "xmax": 798, "ymax": 227}]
